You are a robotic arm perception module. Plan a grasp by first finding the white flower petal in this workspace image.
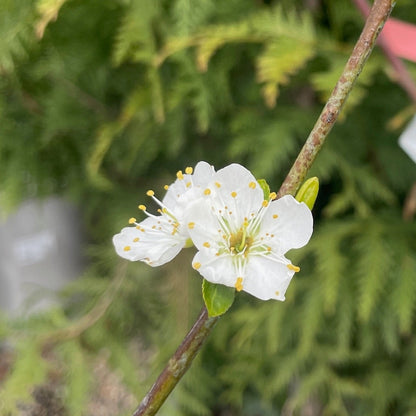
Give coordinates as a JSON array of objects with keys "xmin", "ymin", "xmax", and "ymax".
[
  {"xmin": 112, "ymin": 217, "xmax": 185, "ymax": 266},
  {"xmin": 192, "ymin": 161, "xmax": 215, "ymax": 186},
  {"xmin": 186, "ymin": 200, "xmax": 222, "ymax": 251},
  {"xmin": 243, "ymin": 256, "xmax": 294, "ymax": 301},
  {"xmin": 163, "ymin": 161, "xmax": 215, "ymax": 210},
  {"xmin": 209, "ymin": 164, "xmax": 264, "ymax": 225},
  {"xmin": 192, "ymin": 251, "xmax": 237, "ymax": 287},
  {"xmin": 260, "ymin": 195, "xmax": 313, "ymax": 254}
]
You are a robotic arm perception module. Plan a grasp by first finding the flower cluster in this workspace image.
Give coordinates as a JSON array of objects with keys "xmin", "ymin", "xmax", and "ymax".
[{"xmin": 113, "ymin": 162, "xmax": 313, "ymax": 301}]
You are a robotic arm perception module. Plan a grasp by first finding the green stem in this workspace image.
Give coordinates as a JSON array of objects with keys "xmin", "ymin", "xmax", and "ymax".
[
  {"xmin": 132, "ymin": 1, "xmax": 394, "ymax": 415},
  {"xmin": 276, "ymin": 0, "xmax": 395, "ymax": 198},
  {"xmin": 132, "ymin": 308, "xmax": 218, "ymax": 416}
]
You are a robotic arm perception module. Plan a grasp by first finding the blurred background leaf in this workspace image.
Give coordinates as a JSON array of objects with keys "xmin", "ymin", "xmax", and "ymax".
[{"xmin": 1, "ymin": 0, "xmax": 416, "ymax": 415}]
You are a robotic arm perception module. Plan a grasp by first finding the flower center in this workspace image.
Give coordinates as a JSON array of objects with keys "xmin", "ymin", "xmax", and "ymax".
[{"xmin": 229, "ymin": 224, "xmax": 253, "ymax": 254}]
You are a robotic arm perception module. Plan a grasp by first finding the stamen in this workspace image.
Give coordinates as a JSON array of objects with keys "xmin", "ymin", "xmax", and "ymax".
[
  {"xmin": 215, "ymin": 182, "xmax": 221, "ymax": 188},
  {"xmin": 249, "ymin": 182, "xmax": 256, "ymax": 189},
  {"xmin": 188, "ymin": 222, "xmax": 195, "ymax": 229},
  {"xmin": 262, "ymin": 200, "xmax": 268, "ymax": 207},
  {"xmin": 204, "ymin": 188, "xmax": 211, "ymax": 195},
  {"xmin": 133, "ymin": 238, "xmax": 139, "ymax": 242},
  {"xmin": 287, "ymin": 264, "xmax": 300, "ymax": 272},
  {"xmin": 269, "ymin": 192, "xmax": 277, "ymax": 200},
  {"xmin": 164, "ymin": 185, "xmax": 169, "ymax": 190},
  {"xmin": 273, "ymin": 214, "xmax": 278, "ymax": 219},
  {"xmin": 138, "ymin": 205, "xmax": 146, "ymax": 211},
  {"xmin": 235, "ymin": 277, "xmax": 243, "ymax": 292},
  {"xmin": 186, "ymin": 182, "xmax": 191, "ymax": 188},
  {"xmin": 128, "ymin": 217, "xmax": 136, "ymax": 224},
  {"xmin": 193, "ymin": 262, "xmax": 201, "ymax": 270},
  {"xmin": 176, "ymin": 170, "xmax": 184, "ymax": 180},
  {"xmin": 123, "ymin": 246, "xmax": 131, "ymax": 252},
  {"xmin": 203, "ymin": 242, "xmax": 211, "ymax": 248},
  {"xmin": 231, "ymin": 191, "xmax": 237, "ymax": 198},
  {"xmin": 146, "ymin": 190, "xmax": 155, "ymax": 196},
  {"xmin": 185, "ymin": 167, "xmax": 193, "ymax": 174},
  {"xmin": 275, "ymin": 291, "xmax": 280, "ymax": 296}
]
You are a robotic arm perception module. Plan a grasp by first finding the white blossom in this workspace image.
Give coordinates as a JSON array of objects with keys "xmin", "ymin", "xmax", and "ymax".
[
  {"xmin": 113, "ymin": 161, "xmax": 215, "ymax": 266},
  {"xmin": 186, "ymin": 163, "xmax": 313, "ymax": 300}
]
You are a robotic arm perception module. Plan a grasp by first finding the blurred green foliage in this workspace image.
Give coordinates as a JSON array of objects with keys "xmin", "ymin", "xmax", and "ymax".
[{"xmin": 1, "ymin": 0, "xmax": 416, "ymax": 415}]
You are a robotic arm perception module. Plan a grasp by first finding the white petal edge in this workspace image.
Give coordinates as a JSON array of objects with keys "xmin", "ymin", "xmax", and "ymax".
[
  {"xmin": 260, "ymin": 195, "xmax": 313, "ymax": 254},
  {"xmin": 192, "ymin": 251, "xmax": 237, "ymax": 288},
  {"xmin": 243, "ymin": 255, "xmax": 294, "ymax": 301},
  {"xmin": 113, "ymin": 219, "xmax": 186, "ymax": 266}
]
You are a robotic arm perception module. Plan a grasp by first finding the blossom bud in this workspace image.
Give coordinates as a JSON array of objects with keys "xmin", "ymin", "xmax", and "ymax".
[{"xmin": 295, "ymin": 177, "xmax": 319, "ymax": 210}]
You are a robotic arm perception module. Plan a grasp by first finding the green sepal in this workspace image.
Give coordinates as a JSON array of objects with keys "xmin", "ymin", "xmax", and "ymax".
[
  {"xmin": 295, "ymin": 177, "xmax": 319, "ymax": 209},
  {"xmin": 184, "ymin": 238, "xmax": 194, "ymax": 248},
  {"xmin": 257, "ymin": 179, "xmax": 270, "ymax": 200},
  {"xmin": 202, "ymin": 279, "xmax": 235, "ymax": 317}
]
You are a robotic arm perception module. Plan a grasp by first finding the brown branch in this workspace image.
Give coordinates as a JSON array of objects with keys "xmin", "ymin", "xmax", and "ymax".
[
  {"xmin": 277, "ymin": 0, "xmax": 395, "ymax": 197},
  {"xmin": 352, "ymin": 0, "xmax": 416, "ymax": 103},
  {"xmin": 132, "ymin": 307, "xmax": 218, "ymax": 416}
]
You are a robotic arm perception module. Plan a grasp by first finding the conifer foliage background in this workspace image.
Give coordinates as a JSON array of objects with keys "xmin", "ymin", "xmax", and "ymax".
[{"xmin": 1, "ymin": 0, "xmax": 416, "ymax": 415}]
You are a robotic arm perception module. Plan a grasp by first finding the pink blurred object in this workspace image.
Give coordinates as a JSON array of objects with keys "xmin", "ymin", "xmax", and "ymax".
[{"xmin": 382, "ymin": 18, "xmax": 416, "ymax": 63}]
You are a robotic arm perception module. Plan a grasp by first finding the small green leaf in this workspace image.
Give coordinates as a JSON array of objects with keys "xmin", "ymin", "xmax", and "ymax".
[
  {"xmin": 295, "ymin": 177, "xmax": 319, "ymax": 209},
  {"xmin": 202, "ymin": 279, "xmax": 235, "ymax": 317},
  {"xmin": 257, "ymin": 179, "xmax": 270, "ymax": 199}
]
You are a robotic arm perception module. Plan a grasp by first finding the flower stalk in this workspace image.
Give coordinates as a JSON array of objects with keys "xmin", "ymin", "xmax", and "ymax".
[
  {"xmin": 131, "ymin": 1, "xmax": 394, "ymax": 415},
  {"xmin": 276, "ymin": 0, "xmax": 395, "ymax": 198},
  {"xmin": 132, "ymin": 308, "xmax": 218, "ymax": 416}
]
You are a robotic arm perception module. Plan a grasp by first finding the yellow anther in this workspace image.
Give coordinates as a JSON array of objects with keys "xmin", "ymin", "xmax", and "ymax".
[
  {"xmin": 243, "ymin": 220, "xmax": 249, "ymax": 227},
  {"xmin": 136, "ymin": 225, "xmax": 141, "ymax": 230},
  {"xmin": 128, "ymin": 217, "xmax": 136, "ymax": 224},
  {"xmin": 193, "ymin": 262, "xmax": 201, "ymax": 270},
  {"xmin": 164, "ymin": 184, "xmax": 169, "ymax": 190},
  {"xmin": 188, "ymin": 222, "xmax": 195, "ymax": 229},
  {"xmin": 249, "ymin": 182, "xmax": 256, "ymax": 189},
  {"xmin": 269, "ymin": 192, "xmax": 277, "ymax": 200},
  {"xmin": 262, "ymin": 200, "xmax": 269, "ymax": 207},
  {"xmin": 275, "ymin": 291, "xmax": 280, "ymax": 296},
  {"xmin": 176, "ymin": 170, "xmax": 184, "ymax": 180},
  {"xmin": 203, "ymin": 242, "xmax": 211, "ymax": 248},
  {"xmin": 273, "ymin": 214, "xmax": 278, "ymax": 219},
  {"xmin": 231, "ymin": 191, "xmax": 237, "ymax": 198},
  {"xmin": 215, "ymin": 182, "xmax": 221, "ymax": 188},
  {"xmin": 133, "ymin": 237, "xmax": 139, "ymax": 242},
  {"xmin": 146, "ymin": 190, "xmax": 155, "ymax": 196},
  {"xmin": 186, "ymin": 181, "xmax": 191, "ymax": 188},
  {"xmin": 287, "ymin": 264, "xmax": 300, "ymax": 273},
  {"xmin": 138, "ymin": 205, "xmax": 146, "ymax": 211},
  {"xmin": 162, "ymin": 207, "xmax": 168, "ymax": 213},
  {"xmin": 204, "ymin": 188, "xmax": 211, "ymax": 195},
  {"xmin": 185, "ymin": 167, "xmax": 193, "ymax": 174},
  {"xmin": 123, "ymin": 246, "xmax": 131, "ymax": 252},
  {"xmin": 267, "ymin": 246, "xmax": 272, "ymax": 252},
  {"xmin": 235, "ymin": 277, "xmax": 243, "ymax": 292}
]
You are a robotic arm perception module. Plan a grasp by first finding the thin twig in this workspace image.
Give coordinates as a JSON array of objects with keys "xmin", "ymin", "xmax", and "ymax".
[
  {"xmin": 276, "ymin": 0, "xmax": 395, "ymax": 198},
  {"xmin": 132, "ymin": 308, "xmax": 218, "ymax": 416},
  {"xmin": 351, "ymin": 0, "xmax": 416, "ymax": 220},
  {"xmin": 41, "ymin": 262, "xmax": 127, "ymax": 347},
  {"xmin": 352, "ymin": 0, "xmax": 416, "ymax": 103},
  {"xmin": 132, "ymin": 1, "xmax": 394, "ymax": 415}
]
